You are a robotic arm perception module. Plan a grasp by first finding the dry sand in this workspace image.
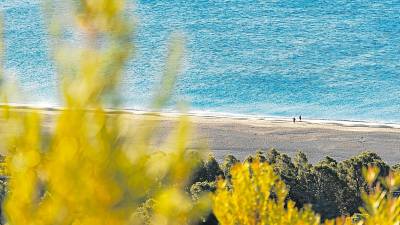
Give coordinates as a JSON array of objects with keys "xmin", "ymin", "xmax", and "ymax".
[
  {"xmin": 7, "ymin": 106, "xmax": 400, "ymax": 165},
  {"xmin": 187, "ymin": 115, "xmax": 400, "ymax": 164}
]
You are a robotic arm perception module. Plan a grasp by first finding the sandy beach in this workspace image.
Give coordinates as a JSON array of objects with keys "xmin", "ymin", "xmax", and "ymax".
[
  {"xmin": 6, "ymin": 105, "xmax": 400, "ymax": 165},
  {"xmin": 187, "ymin": 115, "xmax": 400, "ymax": 164}
]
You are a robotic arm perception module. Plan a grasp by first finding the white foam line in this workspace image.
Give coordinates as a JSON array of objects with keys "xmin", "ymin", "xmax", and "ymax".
[{"xmin": 1, "ymin": 103, "xmax": 400, "ymax": 129}]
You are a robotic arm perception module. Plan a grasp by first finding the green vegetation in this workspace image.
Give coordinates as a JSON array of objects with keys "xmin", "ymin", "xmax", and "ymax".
[
  {"xmin": 0, "ymin": 148, "xmax": 399, "ymax": 224},
  {"xmin": 190, "ymin": 149, "xmax": 395, "ymax": 224}
]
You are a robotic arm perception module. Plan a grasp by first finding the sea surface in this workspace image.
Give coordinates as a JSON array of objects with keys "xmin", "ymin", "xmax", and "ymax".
[{"xmin": 1, "ymin": 0, "xmax": 400, "ymax": 123}]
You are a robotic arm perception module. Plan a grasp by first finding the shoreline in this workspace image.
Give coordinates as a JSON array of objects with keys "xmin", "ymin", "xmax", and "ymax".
[{"xmin": 3, "ymin": 103, "xmax": 400, "ymax": 131}]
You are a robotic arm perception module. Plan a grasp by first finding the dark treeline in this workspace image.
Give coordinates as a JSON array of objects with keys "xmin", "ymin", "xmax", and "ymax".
[{"xmin": 190, "ymin": 149, "xmax": 398, "ymax": 224}]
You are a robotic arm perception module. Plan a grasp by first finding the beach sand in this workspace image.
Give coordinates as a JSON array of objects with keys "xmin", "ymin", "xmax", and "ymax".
[
  {"xmin": 187, "ymin": 116, "xmax": 400, "ymax": 164},
  {"xmin": 5, "ymin": 106, "xmax": 400, "ymax": 165}
]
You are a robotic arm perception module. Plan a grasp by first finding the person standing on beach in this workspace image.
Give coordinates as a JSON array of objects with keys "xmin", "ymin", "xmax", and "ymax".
[
  {"xmin": 299, "ymin": 115, "xmax": 302, "ymax": 121},
  {"xmin": 293, "ymin": 117, "xmax": 296, "ymax": 123}
]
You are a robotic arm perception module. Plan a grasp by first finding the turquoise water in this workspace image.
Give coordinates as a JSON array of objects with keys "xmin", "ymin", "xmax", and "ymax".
[{"xmin": 2, "ymin": 1, "xmax": 400, "ymax": 123}]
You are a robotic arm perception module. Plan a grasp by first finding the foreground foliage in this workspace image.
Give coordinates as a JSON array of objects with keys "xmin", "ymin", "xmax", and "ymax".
[
  {"xmin": 190, "ymin": 150, "xmax": 396, "ymax": 222},
  {"xmin": 1, "ymin": 0, "xmax": 208, "ymax": 224},
  {"xmin": 213, "ymin": 161, "xmax": 321, "ymax": 225},
  {"xmin": 213, "ymin": 160, "xmax": 400, "ymax": 225}
]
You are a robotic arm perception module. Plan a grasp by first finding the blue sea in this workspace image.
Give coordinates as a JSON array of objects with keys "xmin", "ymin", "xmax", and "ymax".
[{"xmin": 1, "ymin": 0, "xmax": 400, "ymax": 123}]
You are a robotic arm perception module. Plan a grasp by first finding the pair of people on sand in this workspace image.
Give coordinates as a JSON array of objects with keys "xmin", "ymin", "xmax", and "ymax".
[{"xmin": 293, "ymin": 115, "xmax": 301, "ymax": 123}]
